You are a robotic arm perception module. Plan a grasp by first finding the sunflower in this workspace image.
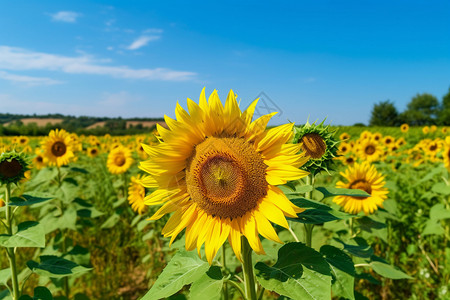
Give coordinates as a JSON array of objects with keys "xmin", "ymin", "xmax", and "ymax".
[
  {"xmin": 0, "ymin": 150, "xmax": 30, "ymax": 185},
  {"xmin": 87, "ymin": 147, "xmax": 100, "ymax": 158},
  {"xmin": 338, "ymin": 142, "xmax": 351, "ymax": 156},
  {"xmin": 430, "ymin": 125, "xmax": 437, "ymax": 133},
  {"xmin": 358, "ymin": 138, "xmax": 382, "ymax": 162},
  {"xmin": 41, "ymin": 129, "xmax": 75, "ymax": 167},
  {"xmin": 396, "ymin": 137, "xmax": 406, "ymax": 148},
  {"xmin": 400, "ymin": 123, "xmax": 409, "ymax": 133},
  {"xmin": 383, "ymin": 136, "xmax": 395, "ymax": 148},
  {"xmin": 334, "ymin": 162, "xmax": 388, "ymax": 214},
  {"xmin": 340, "ymin": 132, "xmax": 350, "ymax": 141},
  {"xmin": 128, "ymin": 174, "xmax": 147, "ymax": 214},
  {"xmin": 442, "ymin": 127, "xmax": 448, "ymax": 134},
  {"xmin": 372, "ymin": 132, "xmax": 382, "ymax": 142},
  {"xmin": 139, "ymin": 88, "xmax": 309, "ymax": 264},
  {"xmin": 107, "ymin": 145, "xmax": 133, "ymax": 174},
  {"xmin": 33, "ymin": 148, "xmax": 47, "ymax": 170},
  {"xmin": 443, "ymin": 144, "xmax": 450, "ymax": 171},
  {"xmin": 423, "ymin": 126, "xmax": 430, "ymax": 134}
]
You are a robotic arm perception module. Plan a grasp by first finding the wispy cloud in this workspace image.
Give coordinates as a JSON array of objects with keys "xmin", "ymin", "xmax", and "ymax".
[
  {"xmin": 0, "ymin": 71, "xmax": 63, "ymax": 86},
  {"xmin": 0, "ymin": 46, "xmax": 196, "ymax": 81},
  {"xmin": 127, "ymin": 35, "xmax": 161, "ymax": 50},
  {"xmin": 50, "ymin": 11, "xmax": 81, "ymax": 23}
]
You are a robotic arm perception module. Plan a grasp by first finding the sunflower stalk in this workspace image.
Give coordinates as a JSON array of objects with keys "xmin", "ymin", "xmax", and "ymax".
[
  {"xmin": 241, "ymin": 236, "xmax": 257, "ymax": 300},
  {"xmin": 304, "ymin": 174, "xmax": 315, "ymax": 247},
  {"xmin": 56, "ymin": 166, "xmax": 70, "ymax": 298},
  {"xmin": 5, "ymin": 183, "xmax": 20, "ymax": 300},
  {"xmin": 222, "ymin": 245, "xmax": 229, "ymax": 300}
]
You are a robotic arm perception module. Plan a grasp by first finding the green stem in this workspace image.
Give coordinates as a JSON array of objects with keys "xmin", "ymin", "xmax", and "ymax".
[
  {"xmin": 225, "ymin": 279, "xmax": 246, "ymax": 299},
  {"xmin": 350, "ymin": 218, "xmax": 354, "ymax": 236},
  {"xmin": 304, "ymin": 224, "xmax": 314, "ymax": 248},
  {"xmin": 56, "ymin": 167, "xmax": 70, "ymax": 298},
  {"xmin": 123, "ymin": 172, "xmax": 128, "ymax": 200},
  {"xmin": 222, "ymin": 245, "xmax": 229, "ymax": 300},
  {"xmin": 288, "ymin": 224, "xmax": 300, "ymax": 242},
  {"xmin": 5, "ymin": 183, "xmax": 20, "ymax": 300},
  {"xmin": 257, "ymin": 287, "xmax": 265, "ymax": 300},
  {"xmin": 241, "ymin": 236, "xmax": 257, "ymax": 300}
]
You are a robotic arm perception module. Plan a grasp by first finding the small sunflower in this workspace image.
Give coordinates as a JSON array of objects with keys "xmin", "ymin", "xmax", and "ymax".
[
  {"xmin": 107, "ymin": 145, "xmax": 133, "ymax": 174},
  {"xmin": 139, "ymin": 88, "xmax": 309, "ymax": 263},
  {"xmin": 422, "ymin": 126, "xmax": 430, "ymax": 134},
  {"xmin": 41, "ymin": 129, "xmax": 75, "ymax": 167},
  {"xmin": 293, "ymin": 119, "xmax": 339, "ymax": 175},
  {"xmin": 442, "ymin": 127, "xmax": 448, "ymax": 134},
  {"xmin": 87, "ymin": 147, "xmax": 100, "ymax": 158},
  {"xmin": 128, "ymin": 174, "xmax": 147, "ymax": 215},
  {"xmin": 430, "ymin": 125, "xmax": 437, "ymax": 133},
  {"xmin": 400, "ymin": 124, "xmax": 409, "ymax": 133},
  {"xmin": 396, "ymin": 137, "xmax": 406, "ymax": 148},
  {"xmin": 334, "ymin": 162, "xmax": 388, "ymax": 214},
  {"xmin": 383, "ymin": 136, "xmax": 395, "ymax": 148},
  {"xmin": 338, "ymin": 142, "xmax": 351, "ymax": 156},
  {"xmin": 340, "ymin": 132, "xmax": 350, "ymax": 141},
  {"xmin": 372, "ymin": 132, "xmax": 382, "ymax": 142},
  {"xmin": 0, "ymin": 150, "xmax": 30, "ymax": 185},
  {"xmin": 358, "ymin": 138, "xmax": 382, "ymax": 162},
  {"xmin": 33, "ymin": 148, "xmax": 47, "ymax": 170}
]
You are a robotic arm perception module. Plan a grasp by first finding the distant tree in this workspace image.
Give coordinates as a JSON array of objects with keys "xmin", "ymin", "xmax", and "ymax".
[
  {"xmin": 369, "ymin": 100, "xmax": 399, "ymax": 126},
  {"xmin": 439, "ymin": 87, "xmax": 450, "ymax": 125},
  {"xmin": 402, "ymin": 93, "xmax": 439, "ymax": 125}
]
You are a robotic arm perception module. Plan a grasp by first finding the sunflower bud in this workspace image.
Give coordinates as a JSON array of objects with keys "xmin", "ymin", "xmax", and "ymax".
[{"xmin": 0, "ymin": 151, "xmax": 30, "ymax": 185}]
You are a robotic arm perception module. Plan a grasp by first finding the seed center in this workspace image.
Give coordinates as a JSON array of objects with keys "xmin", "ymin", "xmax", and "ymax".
[
  {"xmin": 0, "ymin": 159, "xmax": 23, "ymax": 178},
  {"xmin": 114, "ymin": 155, "xmax": 126, "ymax": 166},
  {"xmin": 301, "ymin": 133, "xmax": 326, "ymax": 159},
  {"xmin": 51, "ymin": 141, "xmax": 67, "ymax": 157},
  {"xmin": 349, "ymin": 179, "xmax": 372, "ymax": 196},
  {"xmin": 365, "ymin": 145, "xmax": 376, "ymax": 155}
]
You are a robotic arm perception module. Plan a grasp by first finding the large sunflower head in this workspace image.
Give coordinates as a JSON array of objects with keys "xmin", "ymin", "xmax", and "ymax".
[
  {"xmin": 41, "ymin": 129, "xmax": 75, "ymax": 167},
  {"xmin": 333, "ymin": 162, "xmax": 388, "ymax": 215},
  {"xmin": 293, "ymin": 119, "xmax": 339, "ymax": 175},
  {"xmin": 139, "ymin": 88, "xmax": 309, "ymax": 264},
  {"xmin": 128, "ymin": 174, "xmax": 147, "ymax": 215},
  {"xmin": 0, "ymin": 150, "xmax": 30, "ymax": 185},
  {"xmin": 106, "ymin": 145, "xmax": 133, "ymax": 174}
]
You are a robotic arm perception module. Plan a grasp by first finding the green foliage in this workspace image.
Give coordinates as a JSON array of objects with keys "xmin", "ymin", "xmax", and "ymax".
[
  {"xmin": 26, "ymin": 256, "xmax": 91, "ymax": 278},
  {"xmin": 0, "ymin": 221, "xmax": 45, "ymax": 248},
  {"xmin": 369, "ymin": 100, "xmax": 399, "ymax": 126},
  {"xmin": 402, "ymin": 93, "xmax": 440, "ymax": 125}
]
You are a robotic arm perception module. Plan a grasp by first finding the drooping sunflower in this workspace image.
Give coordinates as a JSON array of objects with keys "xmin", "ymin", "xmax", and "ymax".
[
  {"xmin": 128, "ymin": 174, "xmax": 147, "ymax": 215},
  {"xmin": 106, "ymin": 145, "xmax": 133, "ymax": 174},
  {"xmin": 139, "ymin": 88, "xmax": 309, "ymax": 263},
  {"xmin": 400, "ymin": 123, "xmax": 409, "ymax": 133},
  {"xmin": 293, "ymin": 119, "xmax": 339, "ymax": 175},
  {"xmin": 41, "ymin": 129, "xmax": 75, "ymax": 167},
  {"xmin": 334, "ymin": 162, "xmax": 388, "ymax": 214},
  {"xmin": 357, "ymin": 138, "xmax": 382, "ymax": 162}
]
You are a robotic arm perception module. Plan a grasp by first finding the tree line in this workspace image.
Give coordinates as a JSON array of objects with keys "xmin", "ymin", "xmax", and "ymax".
[{"xmin": 370, "ymin": 87, "xmax": 450, "ymax": 126}]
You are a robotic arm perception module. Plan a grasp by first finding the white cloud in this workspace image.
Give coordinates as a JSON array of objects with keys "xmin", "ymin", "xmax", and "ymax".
[
  {"xmin": 0, "ymin": 46, "xmax": 196, "ymax": 81},
  {"xmin": 50, "ymin": 11, "xmax": 81, "ymax": 23},
  {"xmin": 0, "ymin": 71, "xmax": 63, "ymax": 86},
  {"xmin": 127, "ymin": 36, "xmax": 160, "ymax": 50}
]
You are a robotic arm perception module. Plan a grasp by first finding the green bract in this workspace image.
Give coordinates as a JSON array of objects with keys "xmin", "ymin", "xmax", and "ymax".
[
  {"xmin": 293, "ymin": 119, "xmax": 339, "ymax": 175},
  {"xmin": 0, "ymin": 150, "xmax": 30, "ymax": 185}
]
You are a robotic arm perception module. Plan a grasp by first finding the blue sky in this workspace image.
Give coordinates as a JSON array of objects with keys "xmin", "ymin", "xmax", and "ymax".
[{"xmin": 0, "ymin": 1, "xmax": 449, "ymax": 125}]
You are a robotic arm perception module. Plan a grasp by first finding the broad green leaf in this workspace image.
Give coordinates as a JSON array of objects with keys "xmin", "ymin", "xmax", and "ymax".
[
  {"xmin": 9, "ymin": 194, "xmax": 53, "ymax": 207},
  {"xmin": 429, "ymin": 203, "xmax": 450, "ymax": 221},
  {"xmin": 357, "ymin": 216, "xmax": 386, "ymax": 233},
  {"xmin": 70, "ymin": 167, "xmax": 89, "ymax": 174},
  {"xmin": 189, "ymin": 266, "xmax": 223, "ymax": 300},
  {"xmin": 279, "ymin": 183, "xmax": 313, "ymax": 196},
  {"xmin": 431, "ymin": 182, "xmax": 450, "ymax": 195},
  {"xmin": 0, "ymin": 269, "xmax": 11, "ymax": 286},
  {"xmin": 141, "ymin": 250, "xmax": 209, "ymax": 300},
  {"xmin": 422, "ymin": 219, "xmax": 444, "ymax": 236},
  {"xmin": 289, "ymin": 198, "xmax": 352, "ymax": 224},
  {"xmin": 27, "ymin": 256, "xmax": 91, "ymax": 278},
  {"xmin": 334, "ymin": 238, "xmax": 373, "ymax": 258},
  {"xmin": 316, "ymin": 187, "xmax": 370, "ymax": 199},
  {"xmin": 320, "ymin": 245, "xmax": 355, "ymax": 300},
  {"xmin": 0, "ymin": 221, "xmax": 45, "ymax": 248},
  {"xmin": 20, "ymin": 286, "xmax": 53, "ymax": 300},
  {"xmin": 255, "ymin": 242, "xmax": 332, "ymax": 300},
  {"xmin": 370, "ymin": 261, "xmax": 412, "ymax": 279}
]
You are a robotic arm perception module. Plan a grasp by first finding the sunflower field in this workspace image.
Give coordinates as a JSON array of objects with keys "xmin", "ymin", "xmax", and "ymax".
[{"xmin": 1, "ymin": 89, "xmax": 450, "ymax": 300}]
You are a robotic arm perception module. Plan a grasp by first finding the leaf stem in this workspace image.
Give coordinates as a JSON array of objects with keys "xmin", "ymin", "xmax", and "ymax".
[
  {"xmin": 5, "ymin": 183, "xmax": 20, "ymax": 300},
  {"xmin": 288, "ymin": 224, "xmax": 300, "ymax": 242},
  {"xmin": 222, "ymin": 245, "xmax": 229, "ymax": 300},
  {"xmin": 225, "ymin": 279, "xmax": 246, "ymax": 299},
  {"xmin": 241, "ymin": 236, "xmax": 257, "ymax": 300}
]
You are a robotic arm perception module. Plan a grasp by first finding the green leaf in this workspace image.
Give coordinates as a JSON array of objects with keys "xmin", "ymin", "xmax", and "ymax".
[
  {"xmin": 189, "ymin": 266, "xmax": 223, "ymax": 300},
  {"xmin": 70, "ymin": 167, "xmax": 89, "ymax": 174},
  {"xmin": 334, "ymin": 238, "xmax": 373, "ymax": 258},
  {"xmin": 289, "ymin": 198, "xmax": 352, "ymax": 224},
  {"xmin": 430, "ymin": 203, "xmax": 450, "ymax": 221},
  {"xmin": 357, "ymin": 216, "xmax": 386, "ymax": 233},
  {"xmin": 100, "ymin": 213, "xmax": 120, "ymax": 229},
  {"xmin": 370, "ymin": 261, "xmax": 412, "ymax": 279},
  {"xmin": 20, "ymin": 286, "xmax": 53, "ymax": 300},
  {"xmin": 315, "ymin": 187, "xmax": 370, "ymax": 199},
  {"xmin": 141, "ymin": 250, "xmax": 209, "ymax": 300},
  {"xmin": 0, "ymin": 269, "xmax": 11, "ymax": 286},
  {"xmin": 27, "ymin": 256, "xmax": 91, "ymax": 278},
  {"xmin": 9, "ymin": 194, "xmax": 53, "ymax": 207},
  {"xmin": 0, "ymin": 221, "xmax": 45, "ymax": 248},
  {"xmin": 255, "ymin": 242, "xmax": 331, "ymax": 300},
  {"xmin": 320, "ymin": 245, "xmax": 355, "ymax": 300},
  {"xmin": 63, "ymin": 178, "xmax": 78, "ymax": 186},
  {"xmin": 422, "ymin": 219, "xmax": 445, "ymax": 236},
  {"xmin": 431, "ymin": 182, "xmax": 450, "ymax": 195}
]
